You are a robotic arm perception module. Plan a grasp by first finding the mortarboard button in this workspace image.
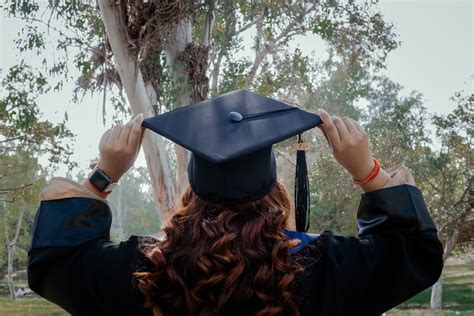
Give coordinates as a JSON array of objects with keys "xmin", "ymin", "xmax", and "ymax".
[{"xmin": 229, "ymin": 111, "xmax": 243, "ymax": 122}]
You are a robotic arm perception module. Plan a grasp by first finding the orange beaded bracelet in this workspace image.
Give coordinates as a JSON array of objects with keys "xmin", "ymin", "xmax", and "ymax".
[{"xmin": 352, "ymin": 159, "xmax": 380, "ymax": 186}]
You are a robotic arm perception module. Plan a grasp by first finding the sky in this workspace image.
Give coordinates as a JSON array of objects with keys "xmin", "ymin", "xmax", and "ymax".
[
  {"xmin": 378, "ymin": 0, "xmax": 472, "ymax": 112},
  {"xmin": 1, "ymin": 0, "xmax": 472, "ymax": 177}
]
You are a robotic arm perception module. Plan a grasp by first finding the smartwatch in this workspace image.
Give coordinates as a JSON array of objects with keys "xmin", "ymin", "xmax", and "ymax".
[{"xmin": 88, "ymin": 168, "xmax": 118, "ymax": 193}]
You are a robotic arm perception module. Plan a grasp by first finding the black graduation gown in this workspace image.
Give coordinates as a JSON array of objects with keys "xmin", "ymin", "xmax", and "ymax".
[{"xmin": 28, "ymin": 179, "xmax": 443, "ymax": 316}]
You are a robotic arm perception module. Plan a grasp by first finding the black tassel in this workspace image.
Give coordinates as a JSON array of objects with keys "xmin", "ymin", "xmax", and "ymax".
[{"xmin": 295, "ymin": 134, "xmax": 310, "ymax": 232}]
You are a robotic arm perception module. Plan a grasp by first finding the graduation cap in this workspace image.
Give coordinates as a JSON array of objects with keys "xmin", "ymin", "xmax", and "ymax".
[{"xmin": 142, "ymin": 90, "xmax": 322, "ymax": 232}]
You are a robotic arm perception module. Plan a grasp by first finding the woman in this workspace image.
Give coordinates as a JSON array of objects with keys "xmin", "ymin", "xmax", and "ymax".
[{"xmin": 28, "ymin": 91, "xmax": 443, "ymax": 316}]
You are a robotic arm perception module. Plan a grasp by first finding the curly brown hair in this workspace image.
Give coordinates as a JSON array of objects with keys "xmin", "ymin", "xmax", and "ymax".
[{"xmin": 134, "ymin": 180, "xmax": 303, "ymax": 316}]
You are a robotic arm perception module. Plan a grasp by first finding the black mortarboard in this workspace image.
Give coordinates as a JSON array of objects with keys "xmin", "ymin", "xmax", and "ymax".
[{"xmin": 142, "ymin": 90, "xmax": 322, "ymax": 231}]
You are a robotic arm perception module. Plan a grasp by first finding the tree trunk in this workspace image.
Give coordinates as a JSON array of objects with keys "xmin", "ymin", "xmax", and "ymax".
[
  {"xmin": 116, "ymin": 183, "xmax": 125, "ymax": 240},
  {"xmin": 165, "ymin": 18, "xmax": 193, "ymax": 197},
  {"xmin": 3, "ymin": 203, "xmax": 25, "ymax": 299},
  {"xmin": 98, "ymin": 0, "xmax": 177, "ymax": 222},
  {"xmin": 99, "ymin": 1, "xmax": 216, "ymax": 219},
  {"xmin": 164, "ymin": 9, "xmax": 216, "ymax": 197},
  {"xmin": 429, "ymin": 225, "xmax": 459, "ymax": 310},
  {"xmin": 6, "ymin": 244, "xmax": 16, "ymax": 299},
  {"xmin": 430, "ymin": 277, "xmax": 443, "ymax": 309}
]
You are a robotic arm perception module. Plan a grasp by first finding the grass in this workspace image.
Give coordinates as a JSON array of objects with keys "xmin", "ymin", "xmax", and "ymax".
[
  {"xmin": 388, "ymin": 263, "xmax": 474, "ymax": 315},
  {"xmin": 0, "ymin": 297, "xmax": 67, "ymax": 316},
  {"xmin": 387, "ymin": 310, "xmax": 474, "ymax": 315}
]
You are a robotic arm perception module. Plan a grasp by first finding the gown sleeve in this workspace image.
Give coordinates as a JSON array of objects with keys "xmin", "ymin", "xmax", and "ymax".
[
  {"xmin": 27, "ymin": 178, "xmax": 153, "ymax": 316},
  {"xmin": 309, "ymin": 184, "xmax": 443, "ymax": 315}
]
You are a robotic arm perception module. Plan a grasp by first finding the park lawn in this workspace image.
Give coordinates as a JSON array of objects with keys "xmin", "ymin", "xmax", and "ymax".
[
  {"xmin": 388, "ymin": 263, "xmax": 474, "ymax": 315},
  {"xmin": 0, "ymin": 297, "xmax": 67, "ymax": 316}
]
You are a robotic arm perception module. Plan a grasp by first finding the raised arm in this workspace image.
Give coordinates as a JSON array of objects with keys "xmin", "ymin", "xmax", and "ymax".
[
  {"xmin": 27, "ymin": 115, "xmax": 151, "ymax": 315},
  {"xmin": 308, "ymin": 110, "xmax": 443, "ymax": 315}
]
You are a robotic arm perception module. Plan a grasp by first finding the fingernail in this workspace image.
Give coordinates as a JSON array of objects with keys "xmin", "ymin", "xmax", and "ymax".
[
  {"xmin": 318, "ymin": 108, "xmax": 326, "ymax": 115},
  {"xmin": 135, "ymin": 113, "xmax": 143, "ymax": 122}
]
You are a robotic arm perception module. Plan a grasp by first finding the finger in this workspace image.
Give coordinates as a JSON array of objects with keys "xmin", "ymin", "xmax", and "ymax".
[
  {"xmin": 399, "ymin": 165, "xmax": 416, "ymax": 185},
  {"xmin": 342, "ymin": 117, "xmax": 358, "ymax": 134},
  {"xmin": 386, "ymin": 170, "xmax": 405, "ymax": 187},
  {"xmin": 318, "ymin": 109, "xmax": 341, "ymax": 148},
  {"xmin": 110, "ymin": 124, "xmax": 123, "ymax": 140},
  {"xmin": 119, "ymin": 120, "xmax": 133, "ymax": 145},
  {"xmin": 406, "ymin": 170, "xmax": 416, "ymax": 185},
  {"xmin": 351, "ymin": 119, "xmax": 365, "ymax": 133},
  {"xmin": 99, "ymin": 129, "xmax": 112, "ymax": 149},
  {"xmin": 100, "ymin": 128, "xmax": 112, "ymax": 143},
  {"xmin": 385, "ymin": 163, "xmax": 402, "ymax": 176},
  {"xmin": 128, "ymin": 113, "xmax": 144, "ymax": 147},
  {"xmin": 317, "ymin": 125, "xmax": 330, "ymax": 147},
  {"xmin": 139, "ymin": 128, "xmax": 145, "ymax": 147},
  {"xmin": 332, "ymin": 116, "xmax": 349, "ymax": 142}
]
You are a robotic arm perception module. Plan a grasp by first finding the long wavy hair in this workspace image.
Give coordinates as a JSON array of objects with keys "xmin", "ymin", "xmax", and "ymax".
[{"xmin": 135, "ymin": 180, "xmax": 303, "ymax": 315}]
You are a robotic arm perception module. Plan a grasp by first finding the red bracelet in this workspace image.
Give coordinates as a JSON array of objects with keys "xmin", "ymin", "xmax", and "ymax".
[{"xmin": 352, "ymin": 159, "xmax": 380, "ymax": 185}]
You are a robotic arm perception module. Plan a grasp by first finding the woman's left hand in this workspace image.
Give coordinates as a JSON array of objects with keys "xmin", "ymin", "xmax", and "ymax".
[{"xmin": 96, "ymin": 114, "xmax": 145, "ymax": 182}]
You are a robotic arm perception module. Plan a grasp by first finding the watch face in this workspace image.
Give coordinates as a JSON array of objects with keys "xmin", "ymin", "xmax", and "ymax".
[{"xmin": 89, "ymin": 170, "xmax": 111, "ymax": 191}]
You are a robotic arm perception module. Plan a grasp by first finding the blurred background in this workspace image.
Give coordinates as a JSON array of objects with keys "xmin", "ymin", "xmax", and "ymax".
[{"xmin": 0, "ymin": 0, "xmax": 472, "ymax": 314}]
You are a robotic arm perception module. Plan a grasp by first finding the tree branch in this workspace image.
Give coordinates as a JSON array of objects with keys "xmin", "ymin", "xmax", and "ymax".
[
  {"xmin": 200, "ymin": 0, "xmax": 217, "ymax": 47},
  {"xmin": 275, "ymin": 149, "xmax": 296, "ymax": 167},
  {"xmin": 243, "ymin": 3, "xmax": 316, "ymax": 88},
  {"xmin": 0, "ymin": 183, "xmax": 33, "ymax": 193},
  {"xmin": 9, "ymin": 204, "xmax": 26, "ymax": 248}
]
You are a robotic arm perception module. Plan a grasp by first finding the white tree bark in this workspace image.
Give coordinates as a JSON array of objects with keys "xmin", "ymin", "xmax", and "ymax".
[
  {"xmin": 6, "ymin": 244, "xmax": 15, "ymax": 299},
  {"xmin": 164, "ymin": 5, "xmax": 217, "ymax": 197},
  {"xmin": 116, "ymin": 183, "xmax": 125, "ymax": 240},
  {"xmin": 430, "ymin": 277, "xmax": 443, "ymax": 309},
  {"xmin": 3, "ymin": 203, "xmax": 25, "ymax": 299},
  {"xmin": 165, "ymin": 18, "xmax": 193, "ymax": 197},
  {"xmin": 98, "ymin": 0, "xmax": 176, "ymax": 222},
  {"xmin": 430, "ymin": 225, "xmax": 460, "ymax": 310}
]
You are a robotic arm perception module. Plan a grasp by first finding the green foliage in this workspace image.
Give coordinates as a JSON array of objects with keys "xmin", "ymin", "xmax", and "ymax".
[
  {"xmin": 0, "ymin": 63, "xmax": 74, "ymax": 167},
  {"xmin": 254, "ymin": 48, "xmax": 315, "ymax": 100},
  {"xmin": 313, "ymin": 18, "xmax": 333, "ymax": 40},
  {"xmin": 309, "ymin": 151, "xmax": 359, "ymax": 235},
  {"xmin": 211, "ymin": 0, "xmax": 398, "ymax": 100},
  {"xmin": 305, "ymin": 60, "xmax": 368, "ymax": 119},
  {"xmin": 218, "ymin": 59, "xmax": 252, "ymax": 93},
  {"xmin": 417, "ymin": 92, "xmax": 473, "ymax": 245},
  {"xmin": 365, "ymin": 76, "xmax": 431, "ymax": 166}
]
